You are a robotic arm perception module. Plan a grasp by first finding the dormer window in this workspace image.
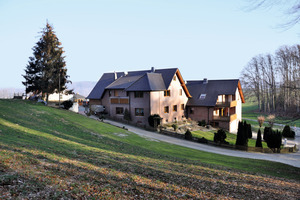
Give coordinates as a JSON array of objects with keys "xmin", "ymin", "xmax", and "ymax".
[{"xmin": 199, "ymin": 94, "xmax": 206, "ymax": 100}]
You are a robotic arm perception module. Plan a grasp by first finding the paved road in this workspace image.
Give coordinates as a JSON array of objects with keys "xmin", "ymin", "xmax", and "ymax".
[{"xmin": 87, "ymin": 116, "xmax": 300, "ymax": 168}]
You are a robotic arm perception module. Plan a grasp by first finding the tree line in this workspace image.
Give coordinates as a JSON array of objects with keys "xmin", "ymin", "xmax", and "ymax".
[{"xmin": 241, "ymin": 44, "xmax": 300, "ymax": 114}]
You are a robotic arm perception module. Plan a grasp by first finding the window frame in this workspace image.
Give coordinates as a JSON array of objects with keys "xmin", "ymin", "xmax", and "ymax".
[
  {"xmin": 164, "ymin": 106, "xmax": 169, "ymax": 113},
  {"xmin": 116, "ymin": 107, "xmax": 124, "ymax": 115},
  {"xmin": 181, "ymin": 104, "xmax": 184, "ymax": 110},
  {"xmin": 190, "ymin": 107, "xmax": 194, "ymax": 114},
  {"xmin": 164, "ymin": 90, "xmax": 171, "ymax": 97},
  {"xmin": 199, "ymin": 94, "xmax": 206, "ymax": 100},
  {"xmin": 173, "ymin": 105, "xmax": 177, "ymax": 112},
  {"xmin": 135, "ymin": 108, "xmax": 144, "ymax": 116},
  {"xmin": 134, "ymin": 91, "xmax": 144, "ymax": 98}
]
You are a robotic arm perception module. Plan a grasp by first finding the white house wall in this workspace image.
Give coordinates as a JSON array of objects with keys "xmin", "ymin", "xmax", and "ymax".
[{"xmin": 150, "ymin": 74, "xmax": 188, "ymax": 123}]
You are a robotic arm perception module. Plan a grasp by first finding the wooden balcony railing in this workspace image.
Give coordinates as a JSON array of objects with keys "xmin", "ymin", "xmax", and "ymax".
[
  {"xmin": 215, "ymin": 100, "xmax": 237, "ymax": 108},
  {"xmin": 110, "ymin": 97, "xmax": 129, "ymax": 104},
  {"xmin": 213, "ymin": 114, "xmax": 237, "ymax": 122}
]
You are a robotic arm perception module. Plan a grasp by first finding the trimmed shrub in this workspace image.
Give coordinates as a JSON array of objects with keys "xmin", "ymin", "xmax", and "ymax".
[
  {"xmin": 214, "ymin": 129, "xmax": 228, "ymax": 144},
  {"xmin": 263, "ymin": 127, "xmax": 272, "ymax": 142},
  {"xmin": 172, "ymin": 124, "xmax": 178, "ymax": 131},
  {"xmin": 282, "ymin": 125, "xmax": 295, "ymax": 138},
  {"xmin": 185, "ymin": 130, "xmax": 193, "ymax": 140},
  {"xmin": 255, "ymin": 129, "xmax": 262, "ymax": 148},
  {"xmin": 236, "ymin": 121, "xmax": 248, "ymax": 147},
  {"xmin": 266, "ymin": 129, "xmax": 282, "ymax": 153},
  {"xmin": 148, "ymin": 114, "xmax": 161, "ymax": 127},
  {"xmin": 198, "ymin": 137, "xmax": 208, "ymax": 144},
  {"xmin": 198, "ymin": 120, "xmax": 206, "ymax": 127},
  {"xmin": 247, "ymin": 123, "xmax": 252, "ymax": 139},
  {"xmin": 62, "ymin": 100, "xmax": 73, "ymax": 110},
  {"xmin": 123, "ymin": 108, "xmax": 131, "ymax": 122}
]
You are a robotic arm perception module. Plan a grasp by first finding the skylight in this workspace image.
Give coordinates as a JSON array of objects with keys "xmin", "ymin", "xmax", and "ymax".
[{"xmin": 199, "ymin": 94, "xmax": 206, "ymax": 100}]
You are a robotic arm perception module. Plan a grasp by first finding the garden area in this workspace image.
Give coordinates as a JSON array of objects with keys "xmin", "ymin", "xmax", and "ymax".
[{"xmin": 155, "ymin": 113, "xmax": 297, "ymax": 153}]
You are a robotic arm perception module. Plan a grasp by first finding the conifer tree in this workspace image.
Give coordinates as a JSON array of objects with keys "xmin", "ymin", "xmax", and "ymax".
[
  {"xmin": 22, "ymin": 22, "xmax": 71, "ymax": 102},
  {"xmin": 255, "ymin": 129, "xmax": 262, "ymax": 148}
]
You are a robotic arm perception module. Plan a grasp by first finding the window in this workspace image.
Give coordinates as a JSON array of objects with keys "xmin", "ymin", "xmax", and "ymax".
[
  {"xmin": 164, "ymin": 90, "xmax": 170, "ymax": 97},
  {"xmin": 164, "ymin": 106, "xmax": 169, "ymax": 113},
  {"xmin": 179, "ymin": 89, "xmax": 182, "ymax": 96},
  {"xmin": 134, "ymin": 91, "xmax": 143, "ymax": 98},
  {"xmin": 116, "ymin": 107, "xmax": 124, "ymax": 115},
  {"xmin": 135, "ymin": 108, "xmax": 144, "ymax": 116},
  {"xmin": 199, "ymin": 94, "xmax": 206, "ymax": 100},
  {"xmin": 190, "ymin": 108, "xmax": 194, "ymax": 114},
  {"xmin": 109, "ymin": 90, "xmax": 112, "ymax": 97},
  {"xmin": 181, "ymin": 104, "xmax": 184, "ymax": 110},
  {"xmin": 173, "ymin": 75, "xmax": 176, "ymax": 81},
  {"xmin": 173, "ymin": 105, "xmax": 177, "ymax": 112}
]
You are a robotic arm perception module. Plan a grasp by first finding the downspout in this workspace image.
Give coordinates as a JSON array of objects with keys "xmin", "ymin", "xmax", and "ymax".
[
  {"xmin": 149, "ymin": 92, "xmax": 151, "ymax": 125},
  {"xmin": 207, "ymin": 107, "xmax": 210, "ymax": 124}
]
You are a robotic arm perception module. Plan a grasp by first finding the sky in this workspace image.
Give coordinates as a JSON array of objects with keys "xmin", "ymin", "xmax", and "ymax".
[{"xmin": 0, "ymin": 0, "xmax": 299, "ymax": 89}]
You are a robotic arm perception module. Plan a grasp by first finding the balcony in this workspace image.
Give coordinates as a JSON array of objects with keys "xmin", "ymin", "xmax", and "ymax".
[
  {"xmin": 215, "ymin": 100, "xmax": 237, "ymax": 108},
  {"xmin": 213, "ymin": 114, "xmax": 237, "ymax": 122},
  {"xmin": 110, "ymin": 97, "xmax": 129, "ymax": 104}
]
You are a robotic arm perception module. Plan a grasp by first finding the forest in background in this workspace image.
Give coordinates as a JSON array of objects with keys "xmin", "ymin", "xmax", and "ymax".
[{"xmin": 241, "ymin": 44, "xmax": 300, "ymax": 117}]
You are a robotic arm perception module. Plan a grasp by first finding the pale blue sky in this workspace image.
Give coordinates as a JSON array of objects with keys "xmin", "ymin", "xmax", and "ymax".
[{"xmin": 0, "ymin": 0, "xmax": 299, "ymax": 89}]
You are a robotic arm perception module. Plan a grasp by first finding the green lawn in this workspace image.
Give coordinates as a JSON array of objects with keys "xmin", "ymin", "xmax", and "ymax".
[
  {"xmin": 0, "ymin": 99, "xmax": 299, "ymax": 199},
  {"xmin": 242, "ymin": 100, "xmax": 300, "ymax": 128},
  {"xmin": 192, "ymin": 129, "xmax": 268, "ymax": 148}
]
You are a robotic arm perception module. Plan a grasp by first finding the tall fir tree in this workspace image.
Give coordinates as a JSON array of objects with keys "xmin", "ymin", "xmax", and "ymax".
[
  {"xmin": 22, "ymin": 22, "xmax": 71, "ymax": 102},
  {"xmin": 255, "ymin": 129, "xmax": 263, "ymax": 148}
]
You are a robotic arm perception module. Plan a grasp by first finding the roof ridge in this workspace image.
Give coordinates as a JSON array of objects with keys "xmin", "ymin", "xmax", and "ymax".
[
  {"xmin": 146, "ymin": 72, "xmax": 165, "ymax": 90},
  {"xmin": 125, "ymin": 73, "xmax": 148, "ymax": 90}
]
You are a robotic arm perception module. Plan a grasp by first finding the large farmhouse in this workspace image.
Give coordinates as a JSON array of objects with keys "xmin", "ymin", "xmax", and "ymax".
[{"xmin": 87, "ymin": 67, "xmax": 245, "ymax": 132}]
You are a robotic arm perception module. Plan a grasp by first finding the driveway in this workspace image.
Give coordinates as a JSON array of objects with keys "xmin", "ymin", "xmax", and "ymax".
[{"xmin": 88, "ymin": 116, "xmax": 300, "ymax": 168}]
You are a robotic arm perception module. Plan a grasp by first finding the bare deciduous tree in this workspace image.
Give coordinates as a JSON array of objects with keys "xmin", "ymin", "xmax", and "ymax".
[
  {"xmin": 246, "ymin": 0, "xmax": 300, "ymax": 28},
  {"xmin": 241, "ymin": 44, "xmax": 300, "ymax": 115}
]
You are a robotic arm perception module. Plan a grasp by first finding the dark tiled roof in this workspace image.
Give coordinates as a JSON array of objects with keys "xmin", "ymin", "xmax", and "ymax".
[
  {"xmin": 127, "ymin": 70, "xmax": 151, "ymax": 76},
  {"xmin": 186, "ymin": 79, "xmax": 239, "ymax": 106},
  {"xmin": 127, "ymin": 68, "xmax": 177, "ymax": 89},
  {"xmin": 126, "ymin": 73, "xmax": 166, "ymax": 91},
  {"xmin": 87, "ymin": 72, "xmax": 124, "ymax": 99},
  {"xmin": 88, "ymin": 68, "xmax": 189, "ymax": 99},
  {"xmin": 155, "ymin": 68, "xmax": 178, "ymax": 89},
  {"xmin": 106, "ymin": 75, "xmax": 143, "ymax": 89}
]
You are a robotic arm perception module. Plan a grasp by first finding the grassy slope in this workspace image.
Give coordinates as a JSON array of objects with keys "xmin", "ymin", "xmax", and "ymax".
[{"xmin": 0, "ymin": 100, "xmax": 299, "ymax": 199}]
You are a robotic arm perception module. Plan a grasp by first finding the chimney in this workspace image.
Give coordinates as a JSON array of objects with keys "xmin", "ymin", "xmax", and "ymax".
[
  {"xmin": 151, "ymin": 67, "xmax": 155, "ymax": 73},
  {"xmin": 114, "ymin": 71, "xmax": 117, "ymax": 80},
  {"xmin": 203, "ymin": 78, "xmax": 208, "ymax": 84}
]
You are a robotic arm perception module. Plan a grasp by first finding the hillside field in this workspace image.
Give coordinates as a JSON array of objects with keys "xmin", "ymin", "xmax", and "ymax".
[{"xmin": 0, "ymin": 100, "xmax": 299, "ymax": 199}]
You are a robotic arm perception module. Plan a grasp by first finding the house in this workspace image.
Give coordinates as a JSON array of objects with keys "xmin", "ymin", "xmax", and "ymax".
[
  {"xmin": 186, "ymin": 79, "xmax": 245, "ymax": 133},
  {"xmin": 87, "ymin": 68, "xmax": 191, "ymax": 126},
  {"xmin": 48, "ymin": 93, "xmax": 86, "ymax": 103},
  {"xmin": 88, "ymin": 68, "xmax": 245, "ymax": 132}
]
